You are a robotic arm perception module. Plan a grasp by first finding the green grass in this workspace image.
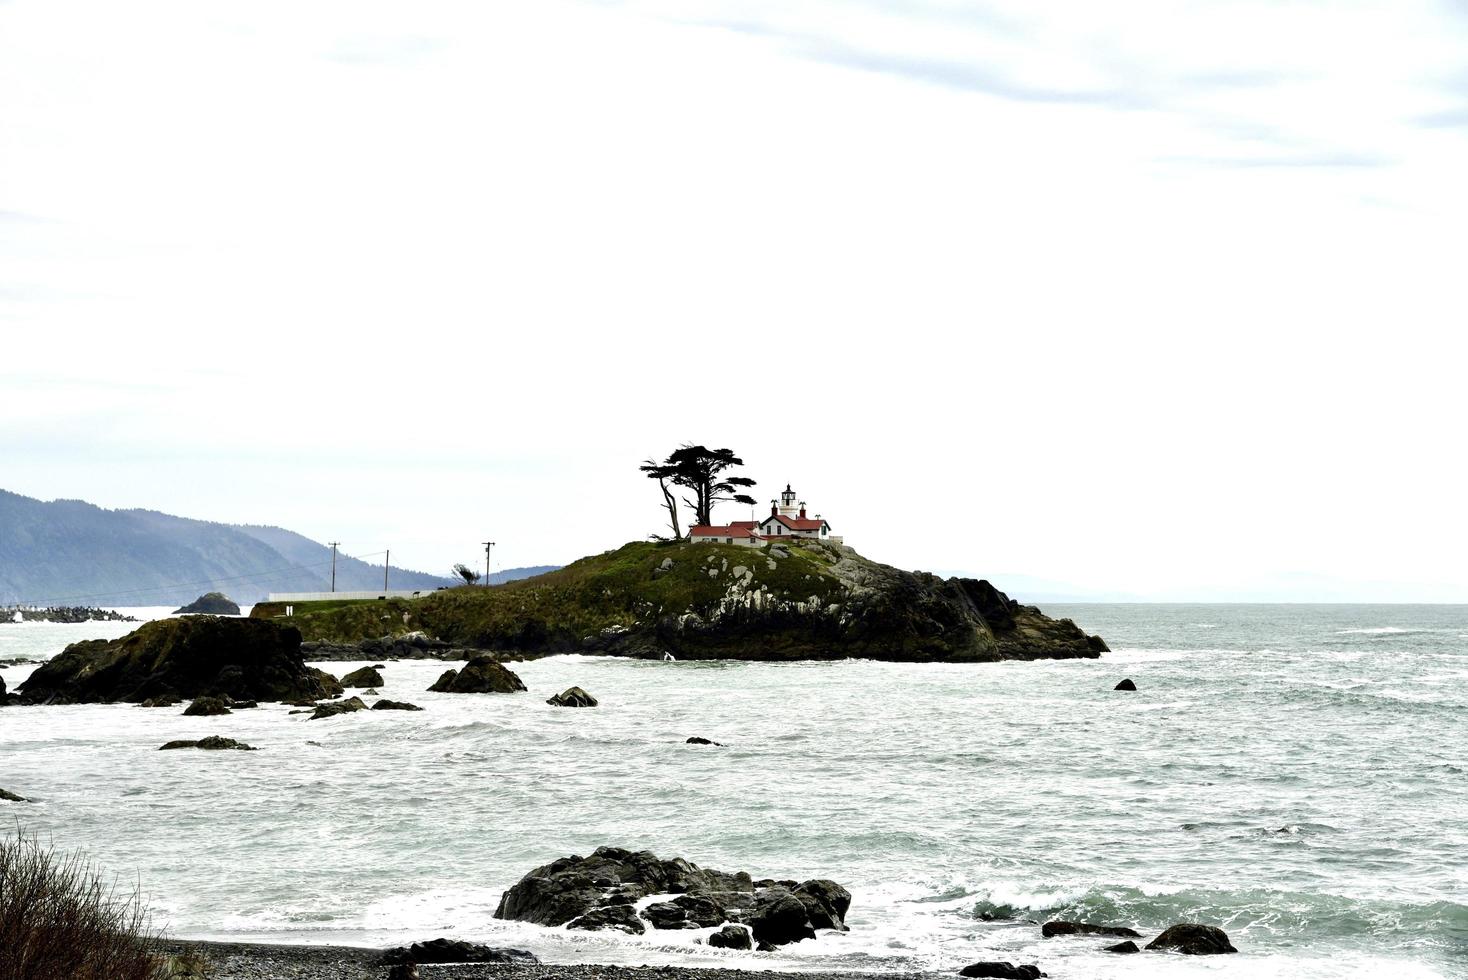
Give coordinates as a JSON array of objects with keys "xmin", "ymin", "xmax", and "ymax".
[{"xmin": 265, "ymin": 540, "xmax": 846, "ymax": 649}]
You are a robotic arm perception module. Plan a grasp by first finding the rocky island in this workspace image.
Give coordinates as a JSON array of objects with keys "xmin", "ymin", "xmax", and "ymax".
[{"xmin": 254, "ymin": 540, "xmax": 1106, "ymax": 663}]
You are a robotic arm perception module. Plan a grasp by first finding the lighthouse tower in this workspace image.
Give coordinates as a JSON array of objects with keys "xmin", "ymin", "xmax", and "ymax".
[{"xmin": 778, "ymin": 483, "xmax": 799, "ymax": 518}]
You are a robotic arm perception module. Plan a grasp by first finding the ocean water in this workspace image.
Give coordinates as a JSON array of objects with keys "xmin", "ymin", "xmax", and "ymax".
[{"xmin": 1, "ymin": 604, "xmax": 1465, "ymax": 979}]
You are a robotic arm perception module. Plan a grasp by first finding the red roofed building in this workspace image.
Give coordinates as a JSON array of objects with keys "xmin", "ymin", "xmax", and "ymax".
[{"xmin": 687, "ymin": 484, "xmax": 836, "ymax": 547}]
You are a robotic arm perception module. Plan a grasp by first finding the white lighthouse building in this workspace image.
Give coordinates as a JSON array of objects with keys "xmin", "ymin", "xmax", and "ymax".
[{"xmin": 688, "ymin": 483, "xmax": 836, "ymax": 546}]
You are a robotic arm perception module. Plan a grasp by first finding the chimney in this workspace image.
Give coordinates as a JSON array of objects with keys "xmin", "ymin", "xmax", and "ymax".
[
  {"xmin": 799, "ymin": 502, "xmax": 807, "ymax": 519},
  {"xmin": 770, "ymin": 500, "xmax": 778, "ymax": 517}
]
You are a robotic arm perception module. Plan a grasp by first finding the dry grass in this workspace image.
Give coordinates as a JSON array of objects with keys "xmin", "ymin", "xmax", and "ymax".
[{"xmin": 0, "ymin": 830, "xmax": 184, "ymax": 980}]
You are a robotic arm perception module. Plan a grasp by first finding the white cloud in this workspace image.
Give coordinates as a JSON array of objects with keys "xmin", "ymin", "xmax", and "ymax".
[{"xmin": 1, "ymin": 0, "xmax": 1465, "ymax": 598}]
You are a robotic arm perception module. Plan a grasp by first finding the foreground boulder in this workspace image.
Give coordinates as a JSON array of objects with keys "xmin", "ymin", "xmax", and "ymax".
[
  {"xmin": 494, "ymin": 846, "xmax": 847, "ymax": 946},
  {"xmin": 959, "ymin": 964, "xmax": 1045, "ymax": 979},
  {"xmin": 173, "ymin": 592, "xmax": 241, "ymax": 615},
  {"xmin": 378, "ymin": 939, "xmax": 538, "ymax": 966},
  {"xmin": 160, "ymin": 736, "xmax": 255, "ymax": 751},
  {"xmin": 1041, "ymin": 920, "xmax": 1140, "ymax": 939},
  {"xmin": 428, "ymin": 656, "xmax": 526, "ymax": 694},
  {"xmin": 339, "ymin": 666, "xmax": 385, "ymax": 688},
  {"xmin": 18, "ymin": 617, "xmax": 344, "ymax": 705},
  {"xmin": 546, "ymin": 686, "xmax": 598, "ymax": 707},
  {"xmin": 311, "ymin": 696, "xmax": 367, "ymax": 720},
  {"xmin": 1146, "ymin": 923, "xmax": 1237, "ymax": 954}
]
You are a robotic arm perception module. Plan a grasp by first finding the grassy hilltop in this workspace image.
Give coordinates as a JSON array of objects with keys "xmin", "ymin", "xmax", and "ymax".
[{"xmin": 254, "ymin": 539, "xmax": 1107, "ymax": 663}]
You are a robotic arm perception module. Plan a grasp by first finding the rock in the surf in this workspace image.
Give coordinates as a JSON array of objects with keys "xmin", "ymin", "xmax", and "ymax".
[
  {"xmin": 372, "ymin": 699, "xmax": 423, "ymax": 711},
  {"xmin": 0, "ymin": 787, "xmax": 27, "ymax": 802},
  {"xmin": 707, "ymin": 924, "xmax": 753, "ymax": 950},
  {"xmin": 1145, "ymin": 923, "xmax": 1237, "ymax": 954},
  {"xmin": 493, "ymin": 846, "xmax": 847, "ymax": 945},
  {"xmin": 1113, "ymin": 678, "xmax": 1137, "ymax": 691},
  {"xmin": 339, "ymin": 666, "xmax": 384, "ymax": 688},
  {"xmin": 546, "ymin": 686, "xmax": 598, "ymax": 707},
  {"xmin": 1105, "ymin": 940, "xmax": 1139, "ymax": 953},
  {"xmin": 183, "ymin": 696, "xmax": 232, "ymax": 716},
  {"xmin": 686, "ymin": 736, "xmax": 723, "ymax": 745},
  {"xmin": 958, "ymin": 963, "xmax": 1046, "ymax": 979},
  {"xmin": 378, "ymin": 939, "xmax": 538, "ymax": 965},
  {"xmin": 17, "ymin": 617, "xmax": 343, "ymax": 705},
  {"xmin": 310, "ymin": 696, "xmax": 367, "ymax": 720},
  {"xmin": 1042, "ymin": 920, "xmax": 1140, "ymax": 938},
  {"xmin": 427, "ymin": 656, "xmax": 526, "ymax": 694},
  {"xmin": 159, "ymin": 736, "xmax": 256, "ymax": 751}
]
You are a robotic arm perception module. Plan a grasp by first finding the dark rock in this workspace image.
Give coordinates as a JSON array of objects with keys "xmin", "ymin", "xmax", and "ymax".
[
  {"xmin": 755, "ymin": 941, "xmax": 777, "ymax": 952},
  {"xmin": 378, "ymin": 939, "xmax": 538, "ymax": 965},
  {"xmin": 310, "ymin": 696, "xmax": 367, "ymax": 720},
  {"xmin": 567, "ymin": 904, "xmax": 646, "ymax": 935},
  {"xmin": 159, "ymin": 736, "xmax": 255, "ymax": 751},
  {"xmin": 643, "ymin": 901, "xmax": 696, "ymax": 930},
  {"xmin": 1114, "ymin": 678, "xmax": 1137, "ymax": 691},
  {"xmin": 18, "ymin": 617, "xmax": 343, "ymax": 705},
  {"xmin": 793, "ymin": 879, "xmax": 851, "ymax": 932},
  {"xmin": 686, "ymin": 736, "xmax": 723, "ymax": 746},
  {"xmin": 339, "ymin": 666, "xmax": 384, "ymax": 688},
  {"xmin": 173, "ymin": 592, "xmax": 241, "ymax": 616},
  {"xmin": 427, "ymin": 656, "xmax": 526, "ymax": 694},
  {"xmin": 707, "ymin": 924, "xmax": 753, "ymax": 950},
  {"xmin": 1105, "ymin": 940, "xmax": 1139, "ymax": 954},
  {"xmin": 958, "ymin": 963, "xmax": 1046, "ymax": 979},
  {"xmin": 748, "ymin": 889, "xmax": 817, "ymax": 945},
  {"xmin": 140, "ymin": 695, "xmax": 181, "ymax": 708},
  {"xmin": 0, "ymin": 787, "xmax": 27, "ymax": 802},
  {"xmin": 372, "ymin": 699, "xmax": 423, "ymax": 711},
  {"xmin": 546, "ymin": 686, "xmax": 598, "ymax": 707},
  {"xmin": 364, "ymin": 688, "xmax": 380, "ymax": 695},
  {"xmin": 1146, "ymin": 923, "xmax": 1237, "ymax": 955},
  {"xmin": 183, "ymin": 697, "xmax": 231, "ymax": 716},
  {"xmin": 1042, "ymin": 920, "xmax": 1141, "ymax": 939}
]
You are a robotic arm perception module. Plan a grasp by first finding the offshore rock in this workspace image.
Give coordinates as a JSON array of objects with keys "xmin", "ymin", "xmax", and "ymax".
[
  {"xmin": 339, "ymin": 665, "xmax": 385, "ymax": 688},
  {"xmin": 159, "ymin": 736, "xmax": 255, "ymax": 751},
  {"xmin": 173, "ymin": 592, "xmax": 241, "ymax": 616},
  {"xmin": 310, "ymin": 696, "xmax": 367, "ymax": 720},
  {"xmin": 546, "ymin": 686, "xmax": 598, "ymax": 707},
  {"xmin": 494, "ymin": 846, "xmax": 847, "ymax": 946},
  {"xmin": 18, "ymin": 617, "xmax": 343, "ymax": 705},
  {"xmin": 1146, "ymin": 923, "xmax": 1237, "ymax": 954},
  {"xmin": 1042, "ymin": 920, "xmax": 1141, "ymax": 939},
  {"xmin": 1105, "ymin": 940, "xmax": 1140, "ymax": 953},
  {"xmin": 686, "ymin": 736, "xmax": 724, "ymax": 746},
  {"xmin": 183, "ymin": 696, "xmax": 231, "ymax": 716},
  {"xmin": 0, "ymin": 787, "xmax": 27, "ymax": 802},
  {"xmin": 378, "ymin": 939, "xmax": 538, "ymax": 966},
  {"xmin": 372, "ymin": 699, "xmax": 423, "ymax": 711},
  {"xmin": 428, "ymin": 656, "xmax": 526, "ymax": 694},
  {"xmin": 959, "ymin": 964, "xmax": 1046, "ymax": 979},
  {"xmin": 1114, "ymin": 678, "xmax": 1137, "ymax": 691}
]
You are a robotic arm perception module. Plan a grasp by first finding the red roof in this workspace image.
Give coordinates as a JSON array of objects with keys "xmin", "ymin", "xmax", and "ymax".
[
  {"xmin": 689, "ymin": 524, "xmax": 760, "ymax": 538},
  {"xmin": 761, "ymin": 515, "xmax": 828, "ymax": 531}
]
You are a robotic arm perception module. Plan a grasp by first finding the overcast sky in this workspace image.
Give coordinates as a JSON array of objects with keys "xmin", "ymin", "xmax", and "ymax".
[{"xmin": 3, "ymin": 0, "xmax": 1466, "ymax": 600}]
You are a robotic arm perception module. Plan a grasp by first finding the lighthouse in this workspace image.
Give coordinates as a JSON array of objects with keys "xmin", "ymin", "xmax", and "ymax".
[{"xmin": 778, "ymin": 483, "xmax": 799, "ymax": 518}]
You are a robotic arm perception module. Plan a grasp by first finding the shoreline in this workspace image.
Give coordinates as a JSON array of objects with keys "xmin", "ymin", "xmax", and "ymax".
[{"xmin": 163, "ymin": 941, "xmax": 937, "ymax": 980}]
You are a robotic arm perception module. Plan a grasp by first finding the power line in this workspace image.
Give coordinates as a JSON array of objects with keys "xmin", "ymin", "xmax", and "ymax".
[{"xmin": 4, "ymin": 549, "xmax": 390, "ymax": 608}]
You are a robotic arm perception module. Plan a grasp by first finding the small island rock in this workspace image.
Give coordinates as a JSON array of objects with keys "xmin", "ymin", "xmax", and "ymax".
[
  {"xmin": 339, "ymin": 666, "xmax": 385, "ymax": 688},
  {"xmin": 310, "ymin": 696, "xmax": 367, "ymax": 720},
  {"xmin": 159, "ymin": 736, "xmax": 256, "ymax": 751},
  {"xmin": 428, "ymin": 656, "xmax": 526, "ymax": 694},
  {"xmin": 1041, "ymin": 920, "xmax": 1140, "ymax": 939},
  {"xmin": 0, "ymin": 787, "xmax": 27, "ymax": 802},
  {"xmin": 173, "ymin": 592, "xmax": 241, "ymax": 616},
  {"xmin": 546, "ymin": 686, "xmax": 598, "ymax": 707},
  {"xmin": 1146, "ymin": 923, "xmax": 1237, "ymax": 955},
  {"xmin": 1114, "ymin": 678, "xmax": 1137, "ymax": 691},
  {"xmin": 183, "ymin": 697, "xmax": 231, "ymax": 716},
  {"xmin": 686, "ymin": 736, "xmax": 723, "ymax": 746}
]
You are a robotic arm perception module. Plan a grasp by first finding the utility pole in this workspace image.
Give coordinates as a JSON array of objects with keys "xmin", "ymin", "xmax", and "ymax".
[
  {"xmin": 329, "ymin": 542, "xmax": 340, "ymax": 593},
  {"xmin": 482, "ymin": 541, "xmax": 495, "ymax": 587},
  {"xmin": 384, "ymin": 549, "xmax": 390, "ymax": 591}
]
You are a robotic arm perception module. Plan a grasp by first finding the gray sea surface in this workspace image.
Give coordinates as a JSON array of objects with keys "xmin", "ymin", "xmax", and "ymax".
[{"xmin": 1, "ymin": 603, "xmax": 1464, "ymax": 979}]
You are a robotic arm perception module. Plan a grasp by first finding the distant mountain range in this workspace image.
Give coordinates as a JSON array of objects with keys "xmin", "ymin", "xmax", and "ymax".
[{"xmin": 0, "ymin": 489, "xmax": 556, "ymax": 606}]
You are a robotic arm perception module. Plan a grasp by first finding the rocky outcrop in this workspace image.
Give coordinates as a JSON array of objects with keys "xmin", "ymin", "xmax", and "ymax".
[
  {"xmin": 339, "ymin": 666, "xmax": 385, "ymax": 688},
  {"xmin": 160, "ymin": 736, "xmax": 256, "ymax": 751},
  {"xmin": 493, "ymin": 846, "xmax": 847, "ymax": 946},
  {"xmin": 17, "ymin": 617, "xmax": 344, "ymax": 705},
  {"xmin": 183, "ymin": 697, "xmax": 231, "ymax": 716},
  {"xmin": 1114, "ymin": 678, "xmax": 1137, "ymax": 691},
  {"xmin": 959, "ymin": 964, "xmax": 1046, "ymax": 979},
  {"xmin": 1146, "ymin": 923, "xmax": 1237, "ymax": 954},
  {"xmin": 0, "ymin": 787, "xmax": 27, "ymax": 802},
  {"xmin": 310, "ymin": 696, "xmax": 367, "ymax": 720},
  {"xmin": 546, "ymin": 686, "xmax": 597, "ymax": 707},
  {"xmin": 1041, "ymin": 920, "xmax": 1140, "ymax": 939},
  {"xmin": 372, "ymin": 699, "xmax": 423, "ymax": 711},
  {"xmin": 377, "ymin": 940, "xmax": 538, "ymax": 966},
  {"xmin": 428, "ymin": 656, "xmax": 526, "ymax": 694},
  {"xmin": 173, "ymin": 592, "xmax": 241, "ymax": 615}
]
